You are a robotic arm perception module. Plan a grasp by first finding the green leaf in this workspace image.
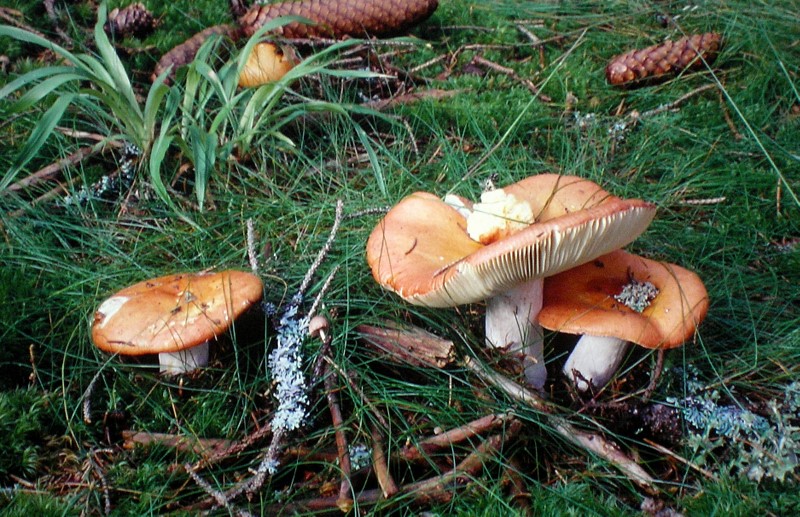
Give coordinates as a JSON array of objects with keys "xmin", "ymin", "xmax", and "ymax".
[
  {"xmin": 0, "ymin": 25, "xmax": 81, "ymax": 69},
  {"xmin": 11, "ymin": 73, "xmax": 84, "ymax": 112},
  {"xmin": 0, "ymin": 66, "xmax": 78, "ymax": 101},
  {"xmin": 1, "ymin": 93, "xmax": 76, "ymax": 192},
  {"xmin": 188, "ymin": 125, "xmax": 218, "ymax": 211},
  {"xmin": 93, "ymin": 4, "xmax": 141, "ymax": 120},
  {"xmin": 355, "ymin": 125, "xmax": 387, "ymax": 198}
]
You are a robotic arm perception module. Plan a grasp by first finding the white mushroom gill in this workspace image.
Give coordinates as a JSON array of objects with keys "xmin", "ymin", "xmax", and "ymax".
[{"xmin": 564, "ymin": 278, "xmax": 660, "ymax": 391}]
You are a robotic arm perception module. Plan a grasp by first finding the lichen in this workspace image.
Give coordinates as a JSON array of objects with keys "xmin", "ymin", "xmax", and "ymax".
[
  {"xmin": 669, "ymin": 367, "xmax": 800, "ymax": 483},
  {"xmin": 614, "ymin": 277, "xmax": 659, "ymax": 313}
]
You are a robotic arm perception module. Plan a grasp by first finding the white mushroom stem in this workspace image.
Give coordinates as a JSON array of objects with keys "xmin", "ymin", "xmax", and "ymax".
[
  {"xmin": 158, "ymin": 342, "xmax": 210, "ymax": 375},
  {"xmin": 484, "ymin": 277, "xmax": 547, "ymax": 391},
  {"xmin": 562, "ymin": 335, "xmax": 630, "ymax": 391}
]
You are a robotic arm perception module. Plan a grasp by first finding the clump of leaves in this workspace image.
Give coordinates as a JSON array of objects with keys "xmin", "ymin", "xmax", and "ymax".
[{"xmin": 1, "ymin": 2, "xmax": 384, "ymax": 211}]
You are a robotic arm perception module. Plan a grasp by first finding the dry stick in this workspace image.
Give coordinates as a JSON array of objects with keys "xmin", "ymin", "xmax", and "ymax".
[
  {"xmin": 28, "ymin": 344, "xmax": 38, "ymax": 385},
  {"xmin": 638, "ymin": 83, "xmax": 717, "ymax": 119},
  {"xmin": 245, "ymin": 218, "xmax": 259, "ymax": 275},
  {"xmin": 471, "ymin": 55, "xmax": 551, "ymax": 102},
  {"xmin": 259, "ymin": 420, "xmax": 522, "ymax": 513},
  {"xmin": 515, "ymin": 23, "xmax": 545, "ymax": 68},
  {"xmin": 641, "ymin": 349, "xmax": 666, "ymax": 403},
  {"xmin": 306, "ymin": 265, "xmax": 340, "ymax": 322},
  {"xmin": 324, "ymin": 361, "xmax": 354, "ymax": 512},
  {"xmin": 9, "ymin": 177, "xmax": 78, "ymax": 217},
  {"xmin": 0, "ymin": 7, "xmax": 47, "ymax": 38},
  {"xmin": 643, "ymin": 438, "xmax": 716, "ymax": 481},
  {"xmin": 43, "ymin": 0, "xmax": 72, "ymax": 46},
  {"xmin": 231, "ymin": 200, "xmax": 346, "ymax": 500},
  {"xmin": 88, "ymin": 451, "xmax": 113, "ymax": 516},
  {"xmin": 185, "ymin": 464, "xmax": 253, "ymax": 517},
  {"xmin": 462, "ymin": 356, "xmax": 657, "ymax": 493},
  {"xmin": 123, "ymin": 431, "xmax": 234, "ymax": 458},
  {"xmin": 298, "ymin": 199, "xmax": 344, "ymax": 298},
  {"xmin": 400, "ymin": 412, "xmax": 515, "ymax": 463},
  {"xmin": 717, "ymin": 87, "xmax": 744, "ymax": 140},
  {"xmin": 371, "ymin": 424, "xmax": 399, "ymax": 498},
  {"xmin": 326, "ymin": 357, "xmax": 390, "ymax": 429},
  {"xmin": 82, "ymin": 369, "xmax": 103, "ymax": 425},
  {"xmin": 4, "ymin": 145, "xmax": 98, "ymax": 196}
]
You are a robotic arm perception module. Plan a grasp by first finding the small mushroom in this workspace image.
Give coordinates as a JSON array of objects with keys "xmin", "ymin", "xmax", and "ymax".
[
  {"xmin": 366, "ymin": 174, "xmax": 656, "ymax": 390},
  {"xmin": 238, "ymin": 42, "xmax": 296, "ymax": 88},
  {"xmin": 91, "ymin": 270, "xmax": 264, "ymax": 374},
  {"xmin": 538, "ymin": 249, "xmax": 709, "ymax": 391}
]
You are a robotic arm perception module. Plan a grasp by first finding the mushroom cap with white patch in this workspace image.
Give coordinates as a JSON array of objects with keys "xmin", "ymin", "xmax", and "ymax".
[
  {"xmin": 366, "ymin": 174, "xmax": 657, "ymax": 308},
  {"xmin": 91, "ymin": 270, "xmax": 264, "ymax": 355},
  {"xmin": 538, "ymin": 249, "xmax": 709, "ymax": 349}
]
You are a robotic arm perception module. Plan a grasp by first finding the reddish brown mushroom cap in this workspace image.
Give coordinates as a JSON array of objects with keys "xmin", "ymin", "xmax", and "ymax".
[
  {"xmin": 539, "ymin": 249, "xmax": 709, "ymax": 349},
  {"xmin": 366, "ymin": 174, "xmax": 657, "ymax": 308},
  {"xmin": 91, "ymin": 270, "xmax": 264, "ymax": 355}
]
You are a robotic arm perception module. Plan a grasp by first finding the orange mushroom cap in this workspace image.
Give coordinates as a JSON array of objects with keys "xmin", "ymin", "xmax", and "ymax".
[
  {"xmin": 238, "ymin": 42, "xmax": 296, "ymax": 88},
  {"xmin": 539, "ymin": 249, "xmax": 709, "ymax": 349},
  {"xmin": 366, "ymin": 174, "xmax": 657, "ymax": 307},
  {"xmin": 91, "ymin": 270, "xmax": 264, "ymax": 355}
]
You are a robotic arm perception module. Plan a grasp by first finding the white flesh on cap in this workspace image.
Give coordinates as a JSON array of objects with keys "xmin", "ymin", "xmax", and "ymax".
[
  {"xmin": 158, "ymin": 342, "xmax": 210, "ymax": 375},
  {"xmin": 562, "ymin": 335, "xmax": 629, "ymax": 391},
  {"xmin": 484, "ymin": 277, "xmax": 547, "ymax": 390}
]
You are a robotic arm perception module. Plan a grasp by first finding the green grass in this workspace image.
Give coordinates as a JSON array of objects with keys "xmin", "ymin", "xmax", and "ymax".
[{"xmin": 2, "ymin": 0, "xmax": 800, "ymax": 514}]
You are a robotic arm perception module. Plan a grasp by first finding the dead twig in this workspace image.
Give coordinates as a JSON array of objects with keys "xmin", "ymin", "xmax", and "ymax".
[
  {"xmin": 0, "ymin": 7, "xmax": 46, "ymax": 38},
  {"xmin": 82, "ymin": 369, "xmax": 103, "ymax": 424},
  {"xmin": 324, "ymin": 360, "xmax": 353, "ymax": 512},
  {"xmin": 643, "ymin": 438, "xmax": 716, "ymax": 480},
  {"xmin": 357, "ymin": 321, "xmax": 457, "ymax": 369},
  {"xmin": 185, "ymin": 464, "xmax": 253, "ymax": 517},
  {"xmin": 4, "ymin": 145, "xmax": 98, "ymax": 197},
  {"xmin": 642, "ymin": 349, "xmax": 666, "ymax": 403},
  {"xmin": 717, "ymin": 87, "xmax": 744, "ymax": 140},
  {"xmin": 371, "ymin": 424, "xmax": 398, "ymax": 498},
  {"xmin": 255, "ymin": 418, "xmax": 522, "ymax": 513},
  {"xmin": 400, "ymin": 412, "xmax": 515, "ymax": 463},
  {"xmin": 462, "ymin": 356, "xmax": 657, "ymax": 493},
  {"xmin": 43, "ymin": 0, "xmax": 73, "ymax": 46},
  {"xmin": 123, "ymin": 431, "xmax": 234, "ymax": 458},
  {"xmin": 471, "ymin": 55, "xmax": 551, "ymax": 102}
]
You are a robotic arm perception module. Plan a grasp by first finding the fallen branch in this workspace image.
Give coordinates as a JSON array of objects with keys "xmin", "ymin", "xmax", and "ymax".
[
  {"xmin": 256, "ymin": 418, "xmax": 522, "ymax": 513},
  {"xmin": 400, "ymin": 412, "xmax": 515, "ymax": 463},
  {"xmin": 324, "ymin": 359, "xmax": 354, "ymax": 512},
  {"xmin": 122, "ymin": 431, "xmax": 233, "ymax": 458},
  {"xmin": 357, "ymin": 321, "xmax": 457, "ymax": 369},
  {"xmin": 4, "ymin": 145, "xmax": 98, "ymax": 196},
  {"xmin": 462, "ymin": 356, "xmax": 657, "ymax": 493}
]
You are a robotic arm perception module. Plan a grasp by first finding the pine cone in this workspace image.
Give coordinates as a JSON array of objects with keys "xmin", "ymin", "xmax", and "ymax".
[
  {"xmin": 105, "ymin": 3, "xmax": 157, "ymax": 38},
  {"xmin": 606, "ymin": 32, "xmax": 722, "ymax": 86}
]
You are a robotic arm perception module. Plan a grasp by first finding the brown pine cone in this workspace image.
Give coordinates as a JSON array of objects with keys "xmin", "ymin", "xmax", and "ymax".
[
  {"xmin": 154, "ymin": 0, "xmax": 438, "ymax": 82},
  {"xmin": 606, "ymin": 32, "xmax": 722, "ymax": 86},
  {"xmin": 239, "ymin": 0, "xmax": 439, "ymax": 39},
  {"xmin": 105, "ymin": 3, "xmax": 157, "ymax": 38}
]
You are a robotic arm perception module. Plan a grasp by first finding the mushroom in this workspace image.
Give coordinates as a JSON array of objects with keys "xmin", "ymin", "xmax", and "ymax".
[
  {"xmin": 91, "ymin": 270, "xmax": 264, "ymax": 374},
  {"xmin": 538, "ymin": 249, "xmax": 709, "ymax": 391},
  {"xmin": 238, "ymin": 42, "xmax": 296, "ymax": 88},
  {"xmin": 366, "ymin": 174, "xmax": 656, "ymax": 390}
]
